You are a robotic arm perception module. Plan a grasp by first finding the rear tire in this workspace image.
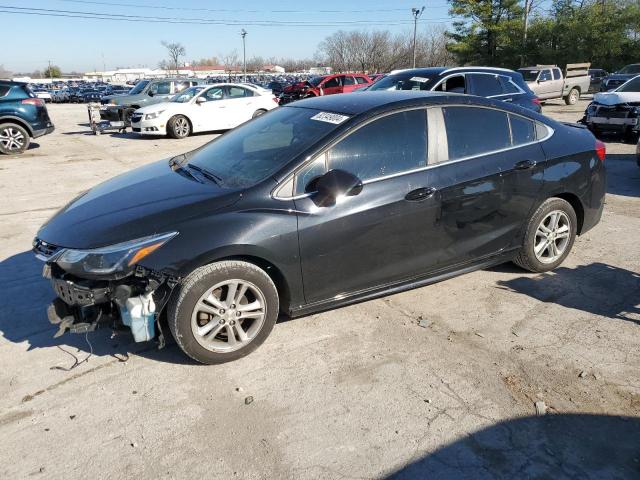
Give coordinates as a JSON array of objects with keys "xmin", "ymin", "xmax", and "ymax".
[
  {"xmin": 0, "ymin": 123, "xmax": 30, "ymax": 155},
  {"xmin": 167, "ymin": 115, "xmax": 191, "ymax": 139},
  {"xmin": 168, "ymin": 261, "xmax": 279, "ymax": 364},
  {"xmin": 513, "ymin": 198, "xmax": 577, "ymax": 273},
  {"xmin": 565, "ymin": 88, "xmax": 579, "ymax": 105}
]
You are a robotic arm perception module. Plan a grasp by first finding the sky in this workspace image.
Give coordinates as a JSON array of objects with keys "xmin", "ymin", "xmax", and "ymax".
[{"xmin": 1, "ymin": 0, "xmax": 457, "ymax": 73}]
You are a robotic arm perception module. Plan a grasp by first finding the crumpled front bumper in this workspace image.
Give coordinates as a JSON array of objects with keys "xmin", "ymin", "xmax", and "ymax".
[{"xmin": 38, "ymin": 258, "xmax": 179, "ymax": 343}]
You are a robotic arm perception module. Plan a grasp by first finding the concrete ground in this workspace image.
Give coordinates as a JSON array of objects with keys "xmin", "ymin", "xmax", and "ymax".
[{"xmin": 0, "ymin": 99, "xmax": 639, "ymax": 479}]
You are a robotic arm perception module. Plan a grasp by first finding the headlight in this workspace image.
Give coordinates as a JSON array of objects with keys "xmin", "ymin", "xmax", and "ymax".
[
  {"xmin": 145, "ymin": 110, "xmax": 165, "ymax": 120},
  {"xmin": 56, "ymin": 232, "xmax": 177, "ymax": 277}
]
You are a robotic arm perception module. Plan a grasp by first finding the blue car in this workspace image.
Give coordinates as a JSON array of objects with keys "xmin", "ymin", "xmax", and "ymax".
[
  {"xmin": 600, "ymin": 64, "xmax": 640, "ymax": 91},
  {"xmin": 361, "ymin": 67, "xmax": 542, "ymax": 113},
  {"xmin": 0, "ymin": 81, "xmax": 54, "ymax": 154}
]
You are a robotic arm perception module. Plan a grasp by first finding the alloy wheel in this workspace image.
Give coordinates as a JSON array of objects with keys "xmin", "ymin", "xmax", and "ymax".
[
  {"xmin": 534, "ymin": 210, "xmax": 571, "ymax": 264},
  {"xmin": 0, "ymin": 127, "xmax": 26, "ymax": 152},
  {"xmin": 190, "ymin": 279, "xmax": 266, "ymax": 353},
  {"xmin": 174, "ymin": 117, "xmax": 190, "ymax": 137}
]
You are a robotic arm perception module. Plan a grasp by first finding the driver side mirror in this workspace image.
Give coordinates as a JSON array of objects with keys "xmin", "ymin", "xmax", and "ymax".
[
  {"xmin": 196, "ymin": 96, "xmax": 207, "ymax": 104},
  {"xmin": 309, "ymin": 169, "xmax": 363, "ymax": 207},
  {"xmin": 148, "ymin": 90, "xmax": 154, "ymax": 96},
  {"xmin": 538, "ymin": 78, "xmax": 547, "ymax": 83}
]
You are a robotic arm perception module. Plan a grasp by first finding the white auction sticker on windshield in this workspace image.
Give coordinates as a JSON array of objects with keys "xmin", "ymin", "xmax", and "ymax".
[
  {"xmin": 409, "ymin": 76, "xmax": 429, "ymax": 83},
  {"xmin": 310, "ymin": 112, "xmax": 350, "ymax": 124}
]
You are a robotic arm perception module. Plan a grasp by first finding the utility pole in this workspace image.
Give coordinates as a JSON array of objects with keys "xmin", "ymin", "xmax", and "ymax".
[
  {"xmin": 521, "ymin": 0, "xmax": 532, "ymax": 67},
  {"xmin": 241, "ymin": 29, "xmax": 247, "ymax": 82},
  {"xmin": 411, "ymin": 7, "xmax": 425, "ymax": 69}
]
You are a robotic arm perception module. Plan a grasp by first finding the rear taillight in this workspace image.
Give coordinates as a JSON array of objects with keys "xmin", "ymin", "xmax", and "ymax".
[
  {"xmin": 22, "ymin": 98, "xmax": 45, "ymax": 107},
  {"xmin": 595, "ymin": 139, "xmax": 606, "ymax": 161},
  {"xmin": 272, "ymin": 96, "xmax": 279, "ymax": 104},
  {"xmin": 532, "ymin": 97, "xmax": 541, "ymax": 106}
]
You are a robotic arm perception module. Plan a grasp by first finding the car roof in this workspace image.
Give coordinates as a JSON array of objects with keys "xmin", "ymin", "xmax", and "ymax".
[{"xmin": 284, "ymin": 91, "xmax": 519, "ymax": 116}]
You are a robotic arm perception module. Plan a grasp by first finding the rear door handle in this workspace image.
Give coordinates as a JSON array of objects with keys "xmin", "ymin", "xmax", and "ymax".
[
  {"xmin": 514, "ymin": 160, "xmax": 537, "ymax": 170},
  {"xmin": 405, "ymin": 187, "xmax": 437, "ymax": 201}
]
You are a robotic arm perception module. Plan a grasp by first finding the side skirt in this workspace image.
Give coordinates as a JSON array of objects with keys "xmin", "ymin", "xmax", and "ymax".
[{"xmin": 289, "ymin": 248, "xmax": 519, "ymax": 318}]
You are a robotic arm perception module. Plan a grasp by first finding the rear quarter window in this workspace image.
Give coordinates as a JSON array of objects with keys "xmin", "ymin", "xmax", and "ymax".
[
  {"xmin": 509, "ymin": 114, "xmax": 537, "ymax": 145},
  {"xmin": 0, "ymin": 86, "xmax": 10, "ymax": 97}
]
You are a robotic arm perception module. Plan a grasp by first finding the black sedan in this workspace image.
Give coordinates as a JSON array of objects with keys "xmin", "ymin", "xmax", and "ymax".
[{"xmin": 33, "ymin": 92, "xmax": 606, "ymax": 364}]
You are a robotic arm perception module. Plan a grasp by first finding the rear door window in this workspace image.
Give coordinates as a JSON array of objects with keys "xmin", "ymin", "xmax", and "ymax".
[
  {"xmin": 469, "ymin": 74, "xmax": 504, "ymax": 97},
  {"xmin": 442, "ymin": 106, "xmax": 510, "ymax": 160},
  {"xmin": 355, "ymin": 76, "xmax": 368, "ymax": 84},
  {"xmin": 227, "ymin": 86, "xmax": 254, "ymax": 98},
  {"xmin": 0, "ymin": 86, "xmax": 10, "ymax": 97},
  {"xmin": 343, "ymin": 76, "xmax": 355, "ymax": 86},
  {"xmin": 552, "ymin": 68, "xmax": 562, "ymax": 80}
]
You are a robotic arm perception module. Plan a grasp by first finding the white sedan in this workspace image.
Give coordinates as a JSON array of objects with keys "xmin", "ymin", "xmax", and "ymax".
[{"xmin": 131, "ymin": 83, "xmax": 278, "ymax": 138}]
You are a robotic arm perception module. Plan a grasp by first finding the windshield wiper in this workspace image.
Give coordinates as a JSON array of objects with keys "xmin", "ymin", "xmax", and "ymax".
[{"xmin": 187, "ymin": 164, "xmax": 224, "ymax": 186}]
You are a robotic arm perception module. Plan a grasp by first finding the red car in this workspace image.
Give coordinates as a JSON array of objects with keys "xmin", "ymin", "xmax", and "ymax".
[{"xmin": 281, "ymin": 74, "xmax": 372, "ymax": 103}]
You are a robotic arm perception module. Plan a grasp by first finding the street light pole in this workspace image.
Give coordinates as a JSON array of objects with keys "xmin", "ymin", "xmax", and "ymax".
[
  {"xmin": 411, "ymin": 6, "xmax": 425, "ymax": 69},
  {"xmin": 241, "ymin": 29, "xmax": 247, "ymax": 82}
]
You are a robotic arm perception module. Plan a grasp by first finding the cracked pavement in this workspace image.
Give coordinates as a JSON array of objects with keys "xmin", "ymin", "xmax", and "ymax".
[{"xmin": 0, "ymin": 100, "xmax": 639, "ymax": 479}]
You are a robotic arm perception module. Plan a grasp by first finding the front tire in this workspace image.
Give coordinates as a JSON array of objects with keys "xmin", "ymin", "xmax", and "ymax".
[
  {"xmin": 167, "ymin": 115, "xmax": 191, "ymax": 139},
  {"xmin": 0, "ymin": 123, "xmax": 30, "ymax": 155},
  {"xmin": 513, "ymin": 198, "xmax": 577, "ymax": 273},
  {"xmin": 168, "ymin": 261, "xmax": 279, "ymax": 364}
]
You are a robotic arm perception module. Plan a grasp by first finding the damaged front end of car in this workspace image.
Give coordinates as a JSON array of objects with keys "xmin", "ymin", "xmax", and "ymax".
[{"xmin": 33, "ymin": 233, "xmax": 180, "ymax": 346}]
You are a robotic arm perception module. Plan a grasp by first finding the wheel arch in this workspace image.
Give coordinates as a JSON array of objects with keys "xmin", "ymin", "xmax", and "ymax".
[
  {"xmin": 171, "ymin": 246, "xmax": 294, "ymax": 314},
  {"xmin": 0, "ymin": 117, "xmax": 34, "ymax": 137},
  {"xmin": 552, "ymin": 192, "xmax": 585, "ymax": 234}
]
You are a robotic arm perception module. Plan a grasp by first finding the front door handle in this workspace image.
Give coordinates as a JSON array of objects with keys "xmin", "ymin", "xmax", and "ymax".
[
  {"xmin": 514, "ymin": 160, "xmax": 537, "ymax": 170},
  {"xmin": 405, "ymin": 187, "xmax": 437, "ymax": 201}
]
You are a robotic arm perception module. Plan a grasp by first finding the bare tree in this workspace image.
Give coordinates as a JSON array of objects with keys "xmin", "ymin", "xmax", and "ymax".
[
  {"xmin": 317, "ymin": 28, "xmax": 455, "ymax": 74},
  {"xmin": 0, "ymin": 64, "xmax": 12, "ymax": 79},
  {"xmin": 161, "ymin": 41, "xmax": 186, "ymax": 75},
  {"xmin": 221, "ymin": 50, "xmax": 240, "ymax": 79}
]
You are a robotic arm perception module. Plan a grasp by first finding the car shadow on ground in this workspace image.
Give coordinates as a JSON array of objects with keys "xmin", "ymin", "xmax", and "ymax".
[
  {"xmin": 495, "ymin": 263, "xmax": 640, "ymax": 326},
  {"xmin": 605, "ymin": 153, "xmax": 640, "ymax": 198},
  {"xmin": 385, "ymin": 414, "xmax": 640, "ymax": 479},
  {"xmin": 0, "ymin": 250, "xmax": 194, "ymax": 365}
]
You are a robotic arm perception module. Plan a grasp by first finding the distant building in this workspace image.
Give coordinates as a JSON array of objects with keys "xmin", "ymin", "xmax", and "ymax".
[
  {"xmin": 308, "ymin": 66, "xmax": 332, "ymax": 75},
  {"xmin": 262, "ymin": 65, "xmax": 285, "ymax": 73},
  {"xmin": 84, "ymin": 68, "xmax": 166, "ymax": 82}
]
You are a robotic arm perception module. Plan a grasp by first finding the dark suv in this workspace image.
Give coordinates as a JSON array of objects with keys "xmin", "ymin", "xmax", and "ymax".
[
  {"xmin": 365, "ymin": 67, "xmax": 542, "ymax": 112},
  {"xmin": 0, "ymin": 81, "xmax": 54, "ymax": 154}
]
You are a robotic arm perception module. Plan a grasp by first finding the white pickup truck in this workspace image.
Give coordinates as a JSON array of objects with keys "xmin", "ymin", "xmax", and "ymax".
[{"xmin": 518, "ymin": 63, "xmax": 591, "ymax": 105}]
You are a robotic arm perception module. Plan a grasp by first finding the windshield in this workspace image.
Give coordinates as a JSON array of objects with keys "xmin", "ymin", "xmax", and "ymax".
[
  {"xmin": 367, "ymin": 73, "xmax": 431, "ymax": 91},
  {"xmin": 616, "ymin": 76, "xmax": 640, "ymax": 92},
  {"xmin": 187, "ymin": 107, "xmax": 343, "ymax": 188},
  {"xmin": 129, "ymin": 80, "xmax": 150, "ymax": 95},
  {"xmin": 171, "ymin": 86, "xmax": 205, "ymax": 102},
  {"xmin": 308, "ymin": 76, "xmax": 324, "ymax": 87},
  {"xmin": 519, "ymin": 70, "xmax": 540, "ymax": 82},
  {"xmin": 618, "ymin": 65, "xmax": 640, "ymax": 75}
]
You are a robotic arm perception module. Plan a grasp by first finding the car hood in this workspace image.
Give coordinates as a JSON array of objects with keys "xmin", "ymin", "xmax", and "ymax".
[
  {"xmin": 37, "ymin": 159, "xmax": 241, "ymax": 250},
  {"xmin": 593, "ymin": 91, "xmax": 640, "ymax": 106},
  {"xmin": 136, "ymin": 102, "xmax": 181, "ymax": 114}
]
